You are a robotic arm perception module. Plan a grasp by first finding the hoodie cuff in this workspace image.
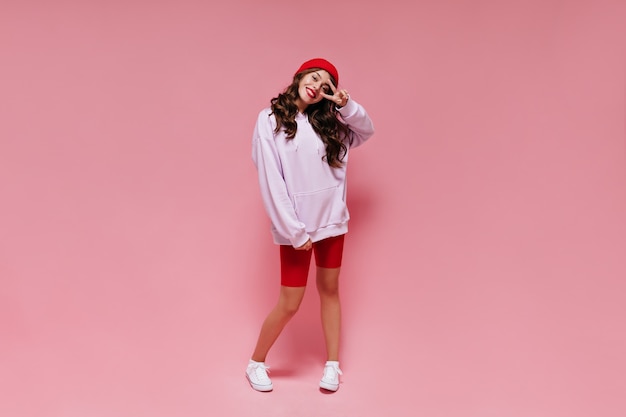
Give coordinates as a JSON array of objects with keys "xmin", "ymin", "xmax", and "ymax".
[
  {"xmin": 336, "ymin": 98, "xmax": 358, "ymax": 117},
  {"xmin": 291, "ymin": 231, "xmax": 311, "ymax": 249}
]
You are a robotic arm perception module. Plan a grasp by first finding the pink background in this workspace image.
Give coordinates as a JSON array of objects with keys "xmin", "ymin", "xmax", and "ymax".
[{"xmin": 1, "ymin": 1, "xmax": 625, "ymax": 416}]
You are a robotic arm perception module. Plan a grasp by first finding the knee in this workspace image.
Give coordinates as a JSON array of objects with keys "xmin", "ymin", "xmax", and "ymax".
[
  {"xmin": 318, "ymin": 283, "xmax": 339, "ymax": 298},
  {"xmin": 278, "ymin": 302, "xmax": 301, "ymax": 318},
  {"xmin": 276, "ymin": 294, "xmax": 303, "ymax": 317},
  {"xmin": 316, "ymin": 267, "xmax": 340, "ymax": 297},
  {"xmin": 275, "ymin": 286, "xmax": 305, "ymax": 318}
]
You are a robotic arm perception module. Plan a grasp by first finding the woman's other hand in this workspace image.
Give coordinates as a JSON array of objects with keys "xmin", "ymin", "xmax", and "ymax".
[{"xmin": 295, "ymin": 239, "xmax": 313, "ymax": 251}]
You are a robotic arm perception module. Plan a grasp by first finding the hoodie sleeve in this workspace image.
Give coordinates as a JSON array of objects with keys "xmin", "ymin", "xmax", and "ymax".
[
  {"xmin": 337, "ymin": 98, "xmax": 375, "ymax": 148},
  {"xmin": 251, "ymin": 110, "xmax": 310, "ymax": 248}
]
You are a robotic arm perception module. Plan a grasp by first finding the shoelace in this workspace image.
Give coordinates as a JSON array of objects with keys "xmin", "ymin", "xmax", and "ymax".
[
  {"xmin": 252, "ymin": 364, "xmax": 271, "ymax": 382},
  {"xmin": 323, "ymin": 365, "xmax": 343, "ymax": 380}
]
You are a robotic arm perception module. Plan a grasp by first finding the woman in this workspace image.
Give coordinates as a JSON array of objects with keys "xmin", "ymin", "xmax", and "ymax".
[{"xmin": 247, "ymin": 58, "xmax": 374, "ymax": 392}]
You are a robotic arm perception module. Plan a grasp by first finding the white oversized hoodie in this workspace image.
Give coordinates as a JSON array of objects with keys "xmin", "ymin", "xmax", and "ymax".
[{"xmin": 252, "ymin": 99, "xmax": 374, "ymax": 247}]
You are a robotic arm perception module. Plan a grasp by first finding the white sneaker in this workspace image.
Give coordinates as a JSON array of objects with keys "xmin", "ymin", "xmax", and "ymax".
[
  {"xmin": 246, "ymin": 360, "xmax": 273, "ymax": 392},
  {"xmin": 319, "ymin": 361, "xmax": 342, "ymax": 391}
]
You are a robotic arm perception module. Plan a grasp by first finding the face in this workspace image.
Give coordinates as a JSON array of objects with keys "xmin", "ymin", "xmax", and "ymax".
[{"xmin": 295, "ymin": 70, "xmax": 334, "ymax": 111}]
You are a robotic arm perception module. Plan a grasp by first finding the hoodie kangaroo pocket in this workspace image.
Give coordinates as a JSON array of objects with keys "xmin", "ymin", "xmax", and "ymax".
[{"xmin": 293, "ymin": 186, "xmax": 348, "ymax": 232}]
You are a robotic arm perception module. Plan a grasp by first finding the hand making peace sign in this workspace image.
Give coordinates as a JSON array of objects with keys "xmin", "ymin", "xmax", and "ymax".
[{"xmin": 321, "ymin": 80, "xmax": 350, "ymax": 108}]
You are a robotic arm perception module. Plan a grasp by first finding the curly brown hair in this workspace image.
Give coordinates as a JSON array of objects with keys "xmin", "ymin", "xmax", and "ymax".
[{"xmin": 270, "ymin": 69, "xmax": 352, "ymax": 168}]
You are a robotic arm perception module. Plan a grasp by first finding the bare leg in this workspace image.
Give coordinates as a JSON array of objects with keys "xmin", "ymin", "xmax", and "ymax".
[
  {"xmin": 316, "ymin": 267, "xmax": 341, "ymax": 361},
  {"xmin": 251, "ymin": 285, "xmax": 306, "ymax": 362}
]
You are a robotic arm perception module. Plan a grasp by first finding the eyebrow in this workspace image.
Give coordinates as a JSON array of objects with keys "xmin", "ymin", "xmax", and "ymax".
[{"xmin": 314, "ymin": 71, "xmax": 333, "ymax": 88}]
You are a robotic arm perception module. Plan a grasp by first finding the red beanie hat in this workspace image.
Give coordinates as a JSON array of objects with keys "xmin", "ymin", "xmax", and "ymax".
[{"xmin": 295, "ymin": 58, "xmax": 339, "ymax": 86}]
